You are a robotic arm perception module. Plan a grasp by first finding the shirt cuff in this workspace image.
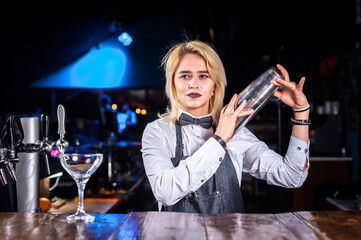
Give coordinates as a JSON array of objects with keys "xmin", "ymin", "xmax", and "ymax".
[
  {"xmin": 197, "ymin": 136, "xmax": 226, "ymax": 166},
  {"xmin": 206, "ymin": 136, "xmax": 227, "ymax": 155},
  {"xmin": 287, "ymin": 135, "xmax": 310, "ymax": 170},
  {"xmin": 188, "ymin": 137, "xmax": 226, "ymax": 192}
]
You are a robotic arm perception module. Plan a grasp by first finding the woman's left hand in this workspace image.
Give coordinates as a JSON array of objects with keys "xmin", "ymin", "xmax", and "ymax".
[{"xmin": 272, "ymin": 64, "xmax": 309, "ymax": 109}]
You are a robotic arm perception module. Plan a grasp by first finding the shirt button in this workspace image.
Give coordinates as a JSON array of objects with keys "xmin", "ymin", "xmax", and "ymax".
[
  {"xmin": 297, "ymin": 147, "xmax": 301, "ymax": 151},
  {"xmin": 219, "ymin": 157, "xmax": 223, "ymax": 162},
  {"xmin": 201, "ymin": 179, "xmax": 204, "ymax": 183},
  {"xmin": 305, "ymin": 149, "xmax": 308, "ymax": 153}
]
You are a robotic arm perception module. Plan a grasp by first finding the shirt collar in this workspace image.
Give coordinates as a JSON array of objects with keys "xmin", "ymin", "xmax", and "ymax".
[{"xmin": 178, "ymin": 109, "xmax": 212, "ymax": 121}]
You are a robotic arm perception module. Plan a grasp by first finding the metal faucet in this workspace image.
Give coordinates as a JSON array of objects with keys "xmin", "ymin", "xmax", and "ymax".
[
  {"xmin": 0, "ymin": 115, "xmax": 23, "ymax": 185},
  {"xmin": 0, "ymin": 104, "xmax": 69, "ymax": 185},
  {"xmin": 55, "ymin": 104, "xmax": 69, "ymax": 155}
]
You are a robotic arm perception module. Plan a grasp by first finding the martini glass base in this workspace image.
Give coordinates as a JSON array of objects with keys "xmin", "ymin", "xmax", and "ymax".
[{"xmin": 66, "ymin": 212, "xmax": 95, "ymax": 222}]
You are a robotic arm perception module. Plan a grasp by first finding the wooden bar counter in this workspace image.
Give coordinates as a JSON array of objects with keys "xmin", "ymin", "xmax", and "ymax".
[{"xmin": 0, "ymin": 210, "xmax": 360, "ymax": 239}]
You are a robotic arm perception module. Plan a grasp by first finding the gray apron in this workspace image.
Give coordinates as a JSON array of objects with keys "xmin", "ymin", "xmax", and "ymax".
[{"xmin": 163, "ymin": 122, "xmax": 244, "ymax": 214}]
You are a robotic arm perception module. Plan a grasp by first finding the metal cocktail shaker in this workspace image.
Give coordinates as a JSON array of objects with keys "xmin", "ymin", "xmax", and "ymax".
[{"xmin": 235, "ymin": 67, "xmax": 284, "ymax": 130}]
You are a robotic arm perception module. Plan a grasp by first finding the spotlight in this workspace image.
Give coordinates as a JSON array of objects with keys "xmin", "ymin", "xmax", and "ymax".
[
  {"xmin": 111, "ymin": 104, "xmax": 118, "ymax": 110},
  {"xmin": 118, "ymin": 32, "xmax": 132, "ymax": 46}
]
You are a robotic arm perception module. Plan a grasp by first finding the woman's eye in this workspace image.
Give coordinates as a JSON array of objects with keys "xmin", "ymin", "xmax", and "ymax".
[
  {"xmin": 199, "ymin": 75, "xmax": 209, "ymax": 79},
  {"xmin": 180, "ymin": 75, "xmax": 191, "ymax": 80}
]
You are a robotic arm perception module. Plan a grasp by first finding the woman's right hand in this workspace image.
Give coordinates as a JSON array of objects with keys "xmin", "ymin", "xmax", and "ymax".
[{"xmin": 215, "ymin": 94, "xmax": 255, "ymax": 143}]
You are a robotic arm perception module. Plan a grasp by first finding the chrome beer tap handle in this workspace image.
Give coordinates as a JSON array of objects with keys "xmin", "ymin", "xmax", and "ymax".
[
  {"xmin": 5, "ymin": 116, "xmax": 22, "ymax": 181},
  {"xmin": 56, "ymin": 104, "xmax": 69, "ymax": 154},
  {"xmin": 0, "ymin": 149, "xmax": 8, "ymax": 185},
  {"xmin": 39, "ymin": 114, "xmax": 52, "ymax": 175},
  {"xmin": 7, "ymin": 116, "xmax": 16, "ymax": 159},
  {"xmin": 43, "ymin": 153, "xmax": 51, "ymax": 175},
  {"xmin": 0, "ymin": 167, "xmax": 7, "ymax": 185},
  {"xmin": 5, "ymin": 161, "xmax": 17, "ymax": 181},
  {"xmin": 0, "ymin": 148, "xmax": 17, "ymax": 182}
]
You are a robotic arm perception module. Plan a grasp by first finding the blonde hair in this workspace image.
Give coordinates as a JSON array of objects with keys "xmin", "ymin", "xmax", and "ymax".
[{"xmin": 159, "ymin": 40, "xmax": 227, "ymax": 125}]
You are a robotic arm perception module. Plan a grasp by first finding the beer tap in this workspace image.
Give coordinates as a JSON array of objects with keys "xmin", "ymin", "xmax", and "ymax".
[
  {"xmin": 0, "ymin": 134, "xmax": 8, "ymax": 185},
  {"xmin": 51, "ymin": 104, "xmax": 69, "ymax": 157},
  {"xmin": 18, "ymin": 105, "xmax": 69, "ymax": 159},
  {"xmin": 0, "ymin": 116, "xmax": 23, "ymax": 184},
  {"xmin": 0, "ymin": 148, "xmax": 9, "ymax": 185},
  {"xmin": 15, "ymin": 114, "xmax": 55, "ymax": 176},
  {"xmin": 0, "ymin": 167, "xmax": 6, "ymax": 185},
  {"xmin": 38, "ymin": 114, "xmax": 52, "ymax": 175},
  {"xmin": 0, "ymin": 116, "xmax": 3, "ymax": 185},
  {"xmin": 56, "ymin": 104, "xmax": 69, "ymax": 153},
  {"xmin": 0, "ymin": 104, "xmax": 69, "ymax": 185}
]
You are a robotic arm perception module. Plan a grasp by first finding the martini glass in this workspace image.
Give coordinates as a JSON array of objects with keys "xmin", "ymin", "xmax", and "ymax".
[{"xmin": 59, "ymin": 153, "xmax": 103, "ymax": 222}]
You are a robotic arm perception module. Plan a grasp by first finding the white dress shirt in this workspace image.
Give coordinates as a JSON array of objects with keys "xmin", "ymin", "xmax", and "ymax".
[{"xmin": 141, "ymin": 111, "xmax": 310, "ymax": 210}]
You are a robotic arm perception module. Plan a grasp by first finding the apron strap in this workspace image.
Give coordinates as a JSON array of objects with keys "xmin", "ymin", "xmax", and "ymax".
[{"xmin": 175, "ymin": 121, "xmax": 183, "ymax": 158}]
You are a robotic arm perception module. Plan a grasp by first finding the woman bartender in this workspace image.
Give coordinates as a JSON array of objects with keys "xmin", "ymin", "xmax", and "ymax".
[{"xmin": 141, "ymin": 40, "xmax": 310, "ymax": 214}]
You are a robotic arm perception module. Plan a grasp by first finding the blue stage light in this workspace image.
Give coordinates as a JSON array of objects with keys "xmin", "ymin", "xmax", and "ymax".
[
  {"xmin": 31, "ymin": 46, "xmax": 127, "ymax": 89},
  {"xmin": 118, "ymin": 32, "xmax": 132, "ymax": 46}
]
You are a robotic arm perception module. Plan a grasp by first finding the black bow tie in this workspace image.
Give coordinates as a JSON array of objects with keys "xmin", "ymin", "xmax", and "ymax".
[{"xmin": 178, "ymin": 113, "xmax": 213, "ymax": 129}]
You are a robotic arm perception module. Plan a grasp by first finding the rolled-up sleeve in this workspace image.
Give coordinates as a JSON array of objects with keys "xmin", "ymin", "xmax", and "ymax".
[
  {"xmin": 241, "ymin": 129, "xmax": 309, "ymax": 188},
  {"xmin": 141, "ymin": 122, "xmax": 226, "ymax": 206}
]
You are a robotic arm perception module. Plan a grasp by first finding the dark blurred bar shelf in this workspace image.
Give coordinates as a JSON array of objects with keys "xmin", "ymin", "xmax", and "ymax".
[
  {"xmin": 326, "ymin": 197, "xmax": 356, "ymax": 211},
  {"xmin": 1, "ymin": 210, "xmax": 361, "ymax": 239},
  {"xmin": 310, "ymin": 156, "xmax": 352, "ymax": 162},
  {"xmin": 293, "ymin": 157, "xmax": 352, "ymax": 211}
]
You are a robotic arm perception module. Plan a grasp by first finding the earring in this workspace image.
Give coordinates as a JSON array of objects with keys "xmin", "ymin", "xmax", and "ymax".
[{"xmin": 212, "ymin": 90, "xmax": 214, "ymax": 96}]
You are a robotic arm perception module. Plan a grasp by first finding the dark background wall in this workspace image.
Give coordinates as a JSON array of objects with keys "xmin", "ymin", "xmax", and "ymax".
[{"xmin": 0, "ymin": 0, "xmax": 357, "ymax": 97}]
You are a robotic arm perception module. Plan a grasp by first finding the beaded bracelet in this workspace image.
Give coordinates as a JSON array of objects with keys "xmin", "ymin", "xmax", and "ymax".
[
  {"xmin": 290, "ymin": 117, "xmax": 311, "ymax": 125},
  {"xmin": 293, "ymin": 104, "xmax": 310, "ymax": 112},
  {"xmin": 212, "ymin": 135, "xmax": 227, "ymax": 149}
]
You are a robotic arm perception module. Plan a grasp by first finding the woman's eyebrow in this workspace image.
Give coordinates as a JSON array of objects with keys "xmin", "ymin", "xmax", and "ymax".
[
  {"xmin": 177, "ymin": 70, "xmax": 208, "ymax": 74},
  {"xmin": 177, "ymin": 70, "xmax": 192, "ymax": 74}
]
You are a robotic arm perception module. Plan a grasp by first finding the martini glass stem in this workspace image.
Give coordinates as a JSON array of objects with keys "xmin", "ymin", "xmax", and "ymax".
[{"xmin": 76, "ymin": 179, "xmax": 88, "ymax": 215}]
